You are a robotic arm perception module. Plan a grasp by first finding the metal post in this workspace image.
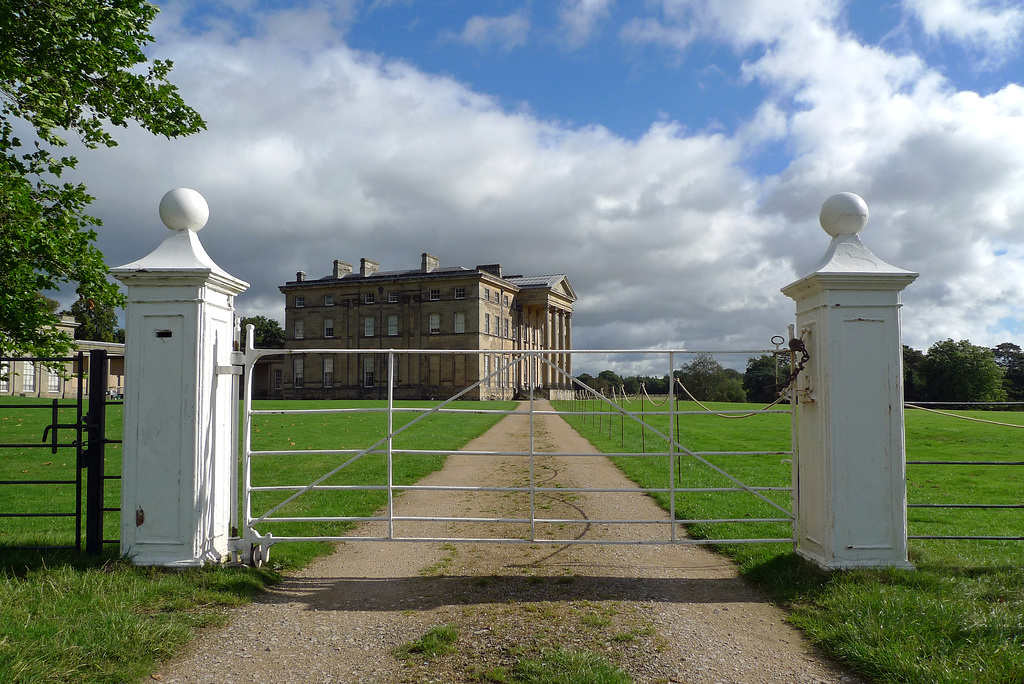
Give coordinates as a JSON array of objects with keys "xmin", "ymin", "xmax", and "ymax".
[
  {"xmin": 668, "ymin": 352, "xmax": 676, "ymax": 542},
  {"xmin": 85, "ymin": 349, "xmax": 108, "ymax": 555},
  {"xmin": 387, "ymin": 351, "xmax": 395, "ymax": 539}
]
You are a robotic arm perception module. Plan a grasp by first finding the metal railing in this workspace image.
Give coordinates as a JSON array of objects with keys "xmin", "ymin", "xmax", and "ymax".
[
  {"xmin": 234, "ymin": 344, "xmax": 797, "ymax": 560},
  {"xmin": 905, "ymin": 401, "xmax": 1024, "ymax": 542}
]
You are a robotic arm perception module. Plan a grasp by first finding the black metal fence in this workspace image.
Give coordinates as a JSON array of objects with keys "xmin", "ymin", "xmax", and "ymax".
[{"xmin": 0, "ymin": 350, "xmax": 121, "ymax": 554}]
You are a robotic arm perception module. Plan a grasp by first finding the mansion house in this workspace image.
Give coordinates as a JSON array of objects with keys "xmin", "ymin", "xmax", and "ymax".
[{"xmin": 257, "ymin": 253, "xmax": 575, "ymax": 401}]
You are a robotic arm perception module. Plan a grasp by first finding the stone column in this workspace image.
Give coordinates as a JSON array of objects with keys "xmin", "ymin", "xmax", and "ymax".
[
  {"xmin": 112, "ymin": 189, "xmax": 249, "ymax": 566},
  {"xmin": 781, "ymin": 193, "xmax": 917, "ymax": 570}
]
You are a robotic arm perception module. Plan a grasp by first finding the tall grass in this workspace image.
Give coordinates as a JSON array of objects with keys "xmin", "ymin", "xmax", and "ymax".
[{"xmin": 555, "ymin": 397, "xmax": 1024, "ymax": 684}]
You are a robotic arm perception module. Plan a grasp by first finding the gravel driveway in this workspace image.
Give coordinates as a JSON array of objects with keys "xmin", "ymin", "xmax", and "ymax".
[{"xmin": 152, "ymin": 401, "xmax": 861, "ymax": 683}]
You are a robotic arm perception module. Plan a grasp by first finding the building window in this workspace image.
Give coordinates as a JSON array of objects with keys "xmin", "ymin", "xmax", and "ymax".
[
  {"xmin": 503, "ymin": 295, "xmax": 509, "ymax": 307},
  {"xmin": 294, "ymin": 296, "xmax": 305, "ymax": 308},
  {"xmin": 504, "ymin": 319, "xmax": 510, "ymax": 338},
  {"xmin": 48, "ymin": 369, "xmax": 60, "ymax": 393},
  {"xmin": 388, "ymin": 314, "xmax": 398, "ymax": 336},
  {"xmin": 512, "ymin": 326, "xmax": 517, "ymax": 341},
  {"xmin": 23, "ymin": 361, "xmax": 35, "ymax": 392},
  {"xmin": 323, "ymin": 356, "xmax": 334, "ymax": 388},
  {"xmin": 455, "ymin": 287, "xmax": 466, "ymax": 300},
  {"xmin": 294, "ymin": 319, "xmax": 304, "ymax": 339},
  {"xmin": 0, "ymin": 362, "xmax": 8, "ymax": 392},
  {"xmin": 388, "ymin": 291, "xmax": 399, "ymax": 303},
  {"xmin": 364, "ymin": 292, "xmax": 375, "ymax": 304},
  {"xmin": 324, "ymin": 295, "xmax": 334, "ymax": 306},
  {"xmin": 454, "ymin": 312, "xmax": 465, "ymax": 334},
  {"xmin": 484, "ymin": 287, "xmax": 490, "ymax": 301},
  {"xmin": 273, "ymin": 369, "xmax": 283, "ymax": 390},
  {"xmin": 363, "ymin": 316, "xmax": 375, "ymax": 337},
  {"xmin": 323, "ymin": 317, "xmax": 334, "ymax": 338},
  {"xmin": 484, "ymin": 313, "xmax": 490, "ymax": 335},
  {"xmin": 429, "ymin": 289, "xmax": 440, "ymax": 301},
  {"xmin": 293, "ymin": 357, "xmax": 304, "ymax": 389},
  {"xmin": 494, "ymin": 291, "xmax": 500, "ymax": 303},
  {"xmin": 429, "ymin": 313, "xmax": 440, "ymax": 334},
  {"xmin": 363, "ymin": 356, "xmax": 374, "ymax": 387},
  {"xmin": 484, "ymin": 355, "xmax": 490, "ymax": 386}
]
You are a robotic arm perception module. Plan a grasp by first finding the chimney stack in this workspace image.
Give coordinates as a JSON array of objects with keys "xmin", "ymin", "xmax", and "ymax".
[
  {"xmin": 296, "ymin": 271, "xmax": 306, "ymax": 282},
  {"xmin": 333, "ymin": 260, "xmax": 352, "ymax": 278},
  {"xmin": 421, "ymin": 252, "xmax": 440, "ymax": 273},
  {"xmin": 360, "ymin": 258, "xmax": 379, "ymax": 277}
]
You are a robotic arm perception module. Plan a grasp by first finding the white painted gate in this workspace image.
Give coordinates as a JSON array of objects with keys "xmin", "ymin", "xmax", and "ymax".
[{"xmin": 231, "ymin": 339, "xmax": 798, "ymax": 566}]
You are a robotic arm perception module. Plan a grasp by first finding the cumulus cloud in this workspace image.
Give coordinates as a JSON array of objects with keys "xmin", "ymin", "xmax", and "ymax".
[
  {"xmin": 69, "ymin": 0, "xmax": 1024, "ymax": 373},
  {"xmin": 903, "ymin": 0, "xmax": 1024, "ymax": 62}
]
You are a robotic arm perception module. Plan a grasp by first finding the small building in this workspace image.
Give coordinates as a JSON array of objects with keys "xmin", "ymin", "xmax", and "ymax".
[
  {"xmin": 0, "ymin": 316, "xmax": 125, "ymax": 399},
  {"xmin": 259, "ymin": 253, "xmax": 575, "ymax": 400}
]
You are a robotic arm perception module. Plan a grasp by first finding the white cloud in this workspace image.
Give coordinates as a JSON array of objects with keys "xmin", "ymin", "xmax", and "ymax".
[
  {"xmin": 446, "ymin": 12, "xmax": 530, "ymax": 52},
  {"xmin": 903, "ymin": 0, "xmax": 1024, "ymax": 62},
  {"xmin": 67, "ymin": 0, "xmax": 1024, "ymax": 368},
  {"xmin": 559, "ymin": 0, "xmax": 614, "ymax": 49}
]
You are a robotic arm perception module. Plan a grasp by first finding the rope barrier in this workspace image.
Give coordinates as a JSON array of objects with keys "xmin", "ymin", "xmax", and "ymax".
[
  {"xmin": 673, "ymin": 378, "xmax": 788, "ymax": 418},
  {"xmin": 641, "ymin": 382, "xmax": 670, "ymax": 407},
  {"xmin": 905, "ymin": 403, "xmax": 1024, "ymax": 429}
]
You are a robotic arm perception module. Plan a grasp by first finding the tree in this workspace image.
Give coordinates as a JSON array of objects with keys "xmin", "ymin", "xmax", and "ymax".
[
  {"xmin": 69, "ymin": 296, "xmax": 121, "ymax": 342},
  {"xmin": 743, "ymin": 354, "xmax": 791, "ymax": 404},
  {"xmin": 240, "ymin": 316, "xmax": 286, "ymax": 349},
  {"xmin": 920, "ymin": 339, "xmax": 1005, "ymax": 402},
  {"xmin": 992, "ymin": 342, "xmax": 1024, "ymax": 402},
  {"xmin": 902, "ymin": 345, "xmax": 926, "ymax": 401},
  {"xmin": 676, "ymin": 353, "xmax": 746, "ymax": 403},
  {"xmin": 0, "ymin": 1, "xmax": 205, "ymax": 357}
]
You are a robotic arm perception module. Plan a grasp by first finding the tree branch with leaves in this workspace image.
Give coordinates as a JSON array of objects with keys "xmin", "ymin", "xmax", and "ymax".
[{"xmin": 0, "ymin": 0, "xmax": 204, "ymax": 357}]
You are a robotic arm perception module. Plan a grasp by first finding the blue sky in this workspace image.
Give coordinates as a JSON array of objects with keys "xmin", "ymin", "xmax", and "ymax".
[{"xmin": 70, "ymin": 0, "xmax": 1024, "ymax": 372}]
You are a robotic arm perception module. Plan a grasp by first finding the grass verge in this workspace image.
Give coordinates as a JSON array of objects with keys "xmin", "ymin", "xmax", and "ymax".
[
  {"xmin": 0, "ymin": 399, "xmax": 513, "ymax": 684},
  {"xmin": 554, "ymin": 398, "xmax": 1024, "ymax": 684}
]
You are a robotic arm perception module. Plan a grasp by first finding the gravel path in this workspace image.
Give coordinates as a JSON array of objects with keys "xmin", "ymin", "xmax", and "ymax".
[{"xmin": 153, "ymin": 401, "xmax": 861, "ymax": 684}]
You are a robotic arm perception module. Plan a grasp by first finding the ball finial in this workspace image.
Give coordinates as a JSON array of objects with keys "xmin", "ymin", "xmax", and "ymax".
[
  {"xmin": 159, "ymin": 188, "xmax": 209, "ymax": 232},
  {"xmin": 819, "ymin": 192, "xmax": 868, "ymax": 237}
]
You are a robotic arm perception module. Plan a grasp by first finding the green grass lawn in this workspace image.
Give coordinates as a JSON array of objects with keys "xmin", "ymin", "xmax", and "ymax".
[
  {"xmin": 0, "ymin": 398, "xmax": 513, "ymax": 684},
  {"xmin": 554, "ymin": 397, "xmax": 1024, "ymax": 684},
  {"xmin": 4, "ymin": 396, "xmax": 1023, "ymax": 683}
]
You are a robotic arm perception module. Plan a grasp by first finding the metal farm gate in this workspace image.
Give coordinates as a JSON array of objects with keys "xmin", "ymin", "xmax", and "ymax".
[
  {"xmin": 0, "ymin": 350, "xmax": 121, "ymax": 555},
  {"xmin": 234, "ymin": 342, "xmax": 798, "ymax": 565}
]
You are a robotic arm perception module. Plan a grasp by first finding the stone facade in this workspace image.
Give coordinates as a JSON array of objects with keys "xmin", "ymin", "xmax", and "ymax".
[
  {"xmin": 0, "ymin": 316, "xmax": 125, "ymax": 399},
  {"xmin": 260, "ymin": 253, "xmax": 575, "ymax": 400}
]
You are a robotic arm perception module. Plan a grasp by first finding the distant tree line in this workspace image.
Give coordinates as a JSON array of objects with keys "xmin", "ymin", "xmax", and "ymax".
[
  {"xmin": 576, "ymin": 340, "xmax": 1024, "ymax": 405},
  {"xmin": 904, "ymin": 340, "xmax": 1023, "ymax": 403},
  {"xmin": 576, "ymin": 352, "xmax": 791, "ymax": 404}
]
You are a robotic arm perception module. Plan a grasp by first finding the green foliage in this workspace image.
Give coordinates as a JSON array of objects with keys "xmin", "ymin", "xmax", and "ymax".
[
  {"xmin": 675, "ymin": 353, "xmax": 746, "ymax": 402},
  {"xmin": 240, "ymin": 315, "xmax": 285, "ymax": 348},
  {"xmin": 903, "ymin": 345, "xmax": 927, "ymax": 401},
  {"xmin": 920, "ymin": 339, "xmax": 1005, "ymax": 402},
  {"xmin": 993, "ymin": 342, "xmax": 1024, "ymax": 401},
  {"xmin": 743, "ymin": 353, "xmax": 791, "ymax": 404},
  {"xmin": 0, "ymin": 0, "xmax": 205, "ymax": 357},
  {"xmin": 69, "ymin": 296, "xmax": 121, "ymax": 342}
]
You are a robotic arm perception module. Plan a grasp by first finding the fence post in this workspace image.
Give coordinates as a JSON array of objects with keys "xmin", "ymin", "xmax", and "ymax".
[
  {"xmin": 111, "ymin": 189, "xmax": 249, "ymax": 566},
  {"xmin": 781, "ymin": 193, "xmax": 918, "ymax": 570}
]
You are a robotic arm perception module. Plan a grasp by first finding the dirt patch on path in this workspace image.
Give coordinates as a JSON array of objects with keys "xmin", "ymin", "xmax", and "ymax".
[{"xmin": 155, "ymin": 402, "xmax": 860, "ymax": 684}]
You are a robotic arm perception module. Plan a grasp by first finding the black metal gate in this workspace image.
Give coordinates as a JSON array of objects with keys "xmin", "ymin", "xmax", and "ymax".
[{"xmin": 0, "ymin": 349, "xmax": 120, "ymax": 555}]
